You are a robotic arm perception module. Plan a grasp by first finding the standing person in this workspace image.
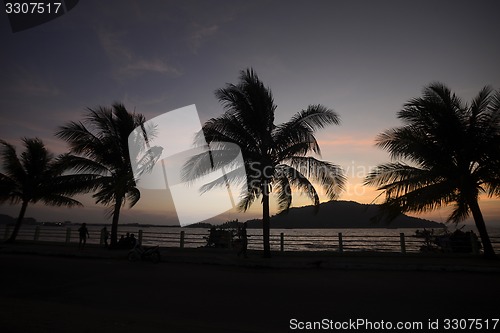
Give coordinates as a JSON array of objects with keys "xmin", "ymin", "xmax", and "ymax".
[
  {"xmin": 101, "ymin": 226, "xmax": 109, "ymax": 248},
  {"xmin": 237, "ymin": 222, "xmax": 249, "ymax": 258},
  {"xmin": 78, "ymin": 223, "xmax": 90, "ymax": 250}
]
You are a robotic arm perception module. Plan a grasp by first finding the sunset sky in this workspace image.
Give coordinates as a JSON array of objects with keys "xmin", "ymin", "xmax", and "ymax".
[{"xmin": 1, "ymin": 0, "xmax": 500, "ymax": 227}]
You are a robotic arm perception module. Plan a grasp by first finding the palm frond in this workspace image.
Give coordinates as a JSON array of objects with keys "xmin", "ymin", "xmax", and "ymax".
[
  {"xmin": 126, "ymin": 187, "xmax": 141, "ymax": 208},
  {"xmin": 53, "ymin": 154, "xmax": 110, "ymax": 175},
  {"xmin": 273, "ymin": 105, "xmax": 340, "ymax": 159},
  {"xmin": 197, "ymin": 166, "xmax": 247, "ymax": 195},
  {"xmin": 285, "ymin": 156, "xmax": 345, "ymax": 200},
  {"xmin": 448, "ymin": 198, "xmax": 470, "ymax": 223},
  {"xmin": 182, "ymin": 143, "xmax": 246, "ymax": 184},
  {"xmin": 274, "ymin": 164, "xmax": 321, "ymax": 209},
  {"xmin": 469, "ymin": 86, "xmax": 493, "ymax": 121},
  {"xmin": 49, "ymin": 173, "xmax": 101, "ymax": 196},
  {"xmin": 92, "ymin": 180, "xmax": 116, "ymax": 206},
  {"xmin": 273, "ymin": 166, "xmax": 292, "ymax": 212},
  {"xmin": 56, "ymin": 121, "xmax": 106, "ymax": 159},
  {"xmin": 287, "ymin": 104, "xmax": 340, "ymax": 130},
  {"xmin": 364, "ymin": 163, "xmax": 441, "ymax": 194},
  {"xmin": 0, "ymin": 173, "xmax": 21, "ymax": 203},
  {"xmin": 0, "ymin": 139, "xmax": 26, "ymax": 182},
  {"xmin": 237, "ymin": 184, "xmax": 260, "ymax": 212},
  {"xmin": 199, "ymin": 114, "xmax": 261, "ymax": 153},
  {"xmin": 40, "ymin": 194, "xmax": 83, "ymax": 207}
]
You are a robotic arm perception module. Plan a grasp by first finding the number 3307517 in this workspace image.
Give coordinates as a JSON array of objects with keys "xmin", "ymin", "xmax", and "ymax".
[{"xmin": 5, "ymin": 2, "xmax": 62, "ymax": 14}]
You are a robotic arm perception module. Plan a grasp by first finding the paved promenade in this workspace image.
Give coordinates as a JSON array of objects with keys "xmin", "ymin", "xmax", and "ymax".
[
  {"xmin": 1, "ymin": 241, "xmax": 500, "ymax": 333},
  {"xmin": 1, "ymin": 240, "xmax": 499, "ymax": 272}
]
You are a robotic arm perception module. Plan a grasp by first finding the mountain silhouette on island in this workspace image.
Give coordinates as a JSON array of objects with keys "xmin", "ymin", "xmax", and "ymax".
[
  {"xmin": 0, "ymin": 214, "xmax": 38, "ymax": 225},
  {"xmin": 0, "ymin": 214, "xmax": 14, "ymax": 225},
  {"xmin": 245, "ymin": 200, "xmax": 445, "ymax": 229}
]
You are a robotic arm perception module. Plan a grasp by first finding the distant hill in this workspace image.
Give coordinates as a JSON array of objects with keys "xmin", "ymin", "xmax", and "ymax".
[
  {"xmin": 245, "ymin": 200, "xmax": 445, "ymax": 229},
  {"xmin": 0, "ymin": 214, "xmax": 38, "ymax": 225},
  {"xmin": 0, "ymin": 214, "xmax": 15, "ymax": 225}
]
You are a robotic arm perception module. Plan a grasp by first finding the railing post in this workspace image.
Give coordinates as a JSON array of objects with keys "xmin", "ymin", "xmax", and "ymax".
[
  {"xmin": 470, "ymin": 233, "xmax": 479, "ymax": 255},
  {"xmin": 400, "ymin": 233, "xmax": 406, "ymax": 254},
  {"xmin": 280, "ymin": 232, "xmax": 284, "ymax": 252},
  {"xmin": 4, "ymin": 225, "xmax": 11, "ymax": 240},
  {"xmin": 34, "ymin": 226, "xmax": 40, "ymax": 241},
  {"xmin": 99, "ymin": 228, "xmax": 104, "ymax": 245},
  {"xmin": 65, "ymin": 227, "xmax": 71, "ymax": 243},
  {"xmin": 138, "ymin": 229, "xmax": 143, "ymax": 245},
  {"xmin": 180, "ymin": 231, "xmax": 185, "ymax": 248},
  {"xmin": 338, "ymin": 232, "xmax": 343, "ymax": 253}
]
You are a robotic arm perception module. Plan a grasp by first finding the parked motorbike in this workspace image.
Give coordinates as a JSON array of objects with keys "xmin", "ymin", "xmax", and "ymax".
[{"xmin": 128, "ymin": 244, "xmax": 161, "ymax": 263}]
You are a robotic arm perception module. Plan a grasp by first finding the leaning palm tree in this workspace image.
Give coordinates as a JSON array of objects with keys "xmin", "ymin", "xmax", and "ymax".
[
  {"xmin": 185, "ymin": 69, "xmax": 346, "ymax": 257},
  {"xmin": 56, "ymin": 103, "xmax": 145, "ymax": 247},
  {"xmin": 0, "ymin": 138, "xmax": 94, "ymax": 242},
  {"xmin": 365, "ymin": 83, "xmax": 500, "ymax": 258}
]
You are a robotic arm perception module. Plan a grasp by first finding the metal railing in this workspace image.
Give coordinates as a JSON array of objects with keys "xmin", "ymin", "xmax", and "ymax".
[{"xmin": 2, "ymin": 225, "xmax": 499, "ymax": 254}]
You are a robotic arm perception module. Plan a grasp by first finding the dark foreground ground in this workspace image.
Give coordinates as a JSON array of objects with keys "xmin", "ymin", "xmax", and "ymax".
[{"xmin": 1, "ymin": 250, "xmax": 499, "ymax": 333}]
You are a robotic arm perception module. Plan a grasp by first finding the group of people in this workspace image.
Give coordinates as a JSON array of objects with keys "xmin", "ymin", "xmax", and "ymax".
[
  {"xmin": 77, "ymin": 224, "xmax": 136, "ymax": 250},
  {"xmin": 77, "ymin": 223, "xmax": 111, "ymax": 250},
  {"xmin": 117, "ymin": 232, "xmax": 138, "ymax": 249}
]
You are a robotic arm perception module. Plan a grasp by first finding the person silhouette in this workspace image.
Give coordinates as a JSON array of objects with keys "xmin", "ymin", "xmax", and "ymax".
[
  {"xmin": 78, "ymin": 223, "xmax": 90, "ymax": 250},
  {"xmin": 101, "ymin": 226, "xmax": 109, "ymax": 248},
  {"xmin": 237, "ymin": 222, "xmax": 249, "ymax": 258},
  {"xmin": 129, "ymin": 233, "xmax": 137, "ymax": 249}
]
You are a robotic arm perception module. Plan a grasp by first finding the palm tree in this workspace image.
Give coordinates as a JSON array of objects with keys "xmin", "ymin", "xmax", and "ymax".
[
  {"xmin": 0, "ymin": 138, "xmax": 94, "ymax": 242},
  {"xmin": 56, "ymin": 103, "xmax": 146, "ymax": 247},
  {"xmin": 365, "ymin": 83, "xmax": 500, "ymax": 258},
  {"xmin": 185, "ymin": 69, "xmax": 346, "ymax": 257}
]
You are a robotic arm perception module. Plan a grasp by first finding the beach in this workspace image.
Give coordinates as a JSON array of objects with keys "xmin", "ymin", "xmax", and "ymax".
[{"xmin": 1, "ymin": 245, "xmax": 499, "ymax": 333}]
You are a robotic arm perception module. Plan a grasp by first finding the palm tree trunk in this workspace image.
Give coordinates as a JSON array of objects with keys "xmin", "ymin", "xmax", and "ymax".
[
  {"xmin": 7, "ymin": 200, "xmax": 29, "ymax": 243},
  {"xmin": 262, "ymin": 183, "xmax": 271, "ymax": 258},
  {"xmin": 468, "ymin": 199, "xmax": 496, "ymax": 258},
  {"xmin": 110, "ymin": 198, "xmax": 122, "ymax": 248}
]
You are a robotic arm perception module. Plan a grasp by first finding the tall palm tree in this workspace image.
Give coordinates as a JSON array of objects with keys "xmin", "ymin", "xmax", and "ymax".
[
  {"xmin": 56, "ymin": 103, "xmax": 146, "ymax": 247},
  {"xmin": 365, "ymin": 83, "xmax": 500, "ymax": 258},
  {"xmin": 0, "ymin": 138, "xmax": 94, "ymax": 242},
  {"xmin": 185, "ymin": 69, "xmax": 345, "ymax": 257}
]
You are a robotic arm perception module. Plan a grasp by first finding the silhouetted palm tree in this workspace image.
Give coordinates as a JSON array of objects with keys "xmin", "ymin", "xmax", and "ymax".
[
  {"xmin": 56, "ymin": 103, "xmax": 145, "ymax": 247},
  {"xmin": 187, "ymin": 69, "xmax": 345, "ymax": 257},
  {"xmin": 0, "ymin": 138, "xmax": 93, "ymax": 242},
  {"xmin": 365, "ymin": 83, "xmax": 500, "ymax": 258}
]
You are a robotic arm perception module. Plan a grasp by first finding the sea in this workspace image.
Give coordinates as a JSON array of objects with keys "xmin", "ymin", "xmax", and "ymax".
[{"xmin": 3, "ymin": 224, "xmax": 500, "ymax": 253}]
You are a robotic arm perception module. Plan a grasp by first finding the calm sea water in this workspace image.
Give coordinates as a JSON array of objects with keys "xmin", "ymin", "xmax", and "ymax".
[{"xmin": 3, "ymin": 224, "xmax": 500, "ymax": 253}]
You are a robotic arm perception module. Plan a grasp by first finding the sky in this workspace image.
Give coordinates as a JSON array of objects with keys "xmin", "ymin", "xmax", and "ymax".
[{"xmin": 1, "ymin": 0, "xmax": 500, "ymax": 227}]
